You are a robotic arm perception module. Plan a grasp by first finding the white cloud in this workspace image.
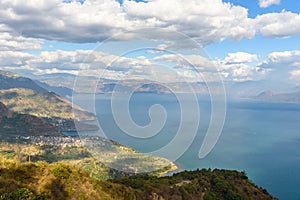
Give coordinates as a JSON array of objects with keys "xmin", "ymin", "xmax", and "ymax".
[
  {"xmin": 1, "ymin": 0, "xmax": 300, "ymax": 48},
  {"xmin": 217, "ymin": 62, "xmax": 260, "ymax": 82},
  {"xmin": 267, "ymin": 51, "xmax": 300, "ymax": 64},
  {"xmin": 224, "ymin": 52, "xmax": 258, "ymax": 64},
  {"xmin": 5, "ymin": 48, "xmax": 300, "ymax": 84},
  {"xmin": 290, "ymin": 69, "xmax": 300, "ymax": 77},
  {"xmin": 0, "ymin": 49, "xmax": 163, "ymax": 81},
  {"xmin": 0, "ymin": 51, "xmax": 34, "ymax": 66},
  {"xmin": 256, "ymin": 11, "xmax": 300, "ymax": 38},
  {"xmin": 0, "ymin": 25, "xmax": 42, "ymax": 51},
  {"xmin": 154, "ymin": 52, "xmax": 263, "ymax": 82},
  {"xmin": 259, "ymin": 0, "xmax": 280, "ymax": 8},
  {"xmin": 257, "ymin": 50, "xmax": 300, "ymax": 85},
  {"xmin": 0, "ymin": 0, "xmax": 300, "ymax": 50},
  {"xmin": 0, "ymin": 0, "xmax": 256, "ymax": 47},
  {"xmin": 0, "ymin": 48, "xmax": 261, "ymax": 83},
  {"xmin": 290, "ymin": 69, "xmax": 300, "ymax": 85}
]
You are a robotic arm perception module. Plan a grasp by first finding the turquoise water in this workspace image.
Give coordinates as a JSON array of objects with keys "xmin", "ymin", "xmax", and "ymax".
[{"xmin": 78, "ymin": 93, "xmax": 300, "ymax": 199}]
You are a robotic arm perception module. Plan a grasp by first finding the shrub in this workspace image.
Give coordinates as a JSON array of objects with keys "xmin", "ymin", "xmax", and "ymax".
[{"xmin": 52, "ymin": 163, "xmax": 73, "ymax": 179}]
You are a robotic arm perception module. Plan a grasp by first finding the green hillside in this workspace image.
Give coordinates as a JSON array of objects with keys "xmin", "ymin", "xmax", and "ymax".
[
  {"xmin": 0, "ymin": 159, "xmax": 276, "ymax": 200},
  {"xmin": 0, "ymin": 160, "xmax": 134, "ymax": 200},
  {"xmin": 113, "ymin": 169, "xmax": 277, "ymax": 200},
  {"xmin": 0, "ymin": 136, "xmax": 176, "ymax": 180},
  {"xmin": 0, "ymin": 139, "xmax": 277, "ymax": 200}
]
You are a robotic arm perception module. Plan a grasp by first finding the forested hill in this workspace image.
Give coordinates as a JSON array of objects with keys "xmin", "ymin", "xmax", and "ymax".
[{"xmin": 0, "ymin": 160, "xmax": 276, "ymax": 200}]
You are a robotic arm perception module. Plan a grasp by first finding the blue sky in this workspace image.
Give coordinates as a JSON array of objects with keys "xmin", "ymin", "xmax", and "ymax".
[
  {"xmin": 0, "ymin": 0, "xmax": 300, "ymax": 88},
  {"xmin": 224, "ymin": 0, "xmax": 300, "ymax": 17}
]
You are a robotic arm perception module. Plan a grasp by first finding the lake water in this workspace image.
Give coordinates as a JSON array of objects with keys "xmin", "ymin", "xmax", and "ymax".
[{"xmin": 76, "ymin": 93, "xmax": 300, "ymax": 200}]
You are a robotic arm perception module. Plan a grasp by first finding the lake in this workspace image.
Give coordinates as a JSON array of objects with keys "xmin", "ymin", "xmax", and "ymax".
[{"xmin": 75, "ymin": 93, "xmax": 300, "ymax": 200}]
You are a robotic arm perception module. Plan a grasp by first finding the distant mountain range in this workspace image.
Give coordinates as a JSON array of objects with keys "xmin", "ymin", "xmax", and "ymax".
[
  {"xmin": 32, "ymin": 72, "xmax": 210, "ymax": 94},
  {"xmin": 9, "ymin": 70, "xmax": 300, "ymax": 104},
  {"xmin": 252, "ymin": 90, "xmax": 300, "ymax": 102}
]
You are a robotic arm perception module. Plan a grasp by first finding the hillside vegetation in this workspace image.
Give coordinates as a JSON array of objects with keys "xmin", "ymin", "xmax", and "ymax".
[
  {"xmin": 0, "ymin": 139, "xmax": 277, "ymax": 200},
  {"xmin": 113, "ymin": 169, "xmax": 277, "ymax": 200},
  {"xmin": 0, "ymin": 70, "xmax": 94, "ymax": 121},
  {"xmin": 0, "ymin": 70, "xmax": 46, "ymax": 93},
  {"xmin": 0, "ymin": 88, "xmax": 94, "ymax": 120},
  {"xmin": 0, "ymin": 137, "xmax": 176, "ymax": 180},
  {"xmin": 0, "ymin": 102, "xmax": 60, "ymax": 137},
  {"xmin": 0, "ymin": 160, "xmax": 135, "ymax": 200},
  {"xmin": 0, "ymin": 158, "xmax": 277, "ymax": 200}
]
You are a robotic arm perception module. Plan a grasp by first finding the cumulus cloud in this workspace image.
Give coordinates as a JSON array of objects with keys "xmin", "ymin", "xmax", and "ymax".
[
  {"xmin": 0, "ymin": 0, "xmax": 256, "ymax": 47},
  {"xmin": 0, "ymin": 49, "xmax": 161, "ymax": 80},
  {"xmin": 256, "ymin": 11, "xmax": 300, "ymax": 38},
  {"xmin": 217, "ymin": 61, "xmax": 261, "ymax": 82},
  {"xmin": 0, "ymin": 48, "xmax": 264, "ymax": 83},
  {"xmin": 267, "ymin": 51, "xmax": 300, "ymax": 64},
  {"xmin": 0, "ymin": 51, "xmax": 34, "ymax": 66},
  {"xmin": 0, "ymin": 25, "xmax": 42, "ymax": 51},
  {"xmin": 291, "ymin": 70, "xmax": 300, "ymax": 78},
  {"xmin": 258, "ymin": 50, "xmax": 300, "ymax": 85},
  {"xmin": 259, "ymin": 0, "xmax": 280, "ymax": 8},
  {"xmin": 0, "ymin": 0, "xmax": 299, "ymax": 50},
  {"xmin": 1, "ymin": 0, "xmax": 300, "ymax": 48},
  {"xmin": 224, "ymin": 52, "xmax": 258, "ymax": 64},
  {"xmin": 154, "ymin": 52, "xmax": 264, "ymax": 82}
]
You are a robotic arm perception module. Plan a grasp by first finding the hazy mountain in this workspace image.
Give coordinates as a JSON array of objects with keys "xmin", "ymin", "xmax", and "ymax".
[
  {"xmin": 32, "ymin": 73, "xmax": 77, "ymax": 89},
  {"xmin": 35, "ymin": 80, "xmax": 73, "ymax": 99},
  {"xmin": 253, "ymin": 90, "xmax": 300, "ymax": 102},
  {"xmin": 226, "ymin": 80, "xmax": 298, "ymax": 100}
]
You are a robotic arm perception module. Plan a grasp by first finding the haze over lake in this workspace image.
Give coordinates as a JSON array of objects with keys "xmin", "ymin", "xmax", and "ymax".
[{"xmin": 76, "ymin": 93, "xmax": 300, "ymax": 200}]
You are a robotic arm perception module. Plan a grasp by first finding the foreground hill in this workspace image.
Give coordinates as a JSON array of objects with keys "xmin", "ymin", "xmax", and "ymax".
[
  {"xmin": 0, "ymin": 159, "xmax": 276, "ymax": 200},
  {"xmin": 0, "ymin": 102, "xmax": 60, "ymax": 137},
  {"xmin": 113, "ymin": 169, "xmax": 277, "ymax": 200},
  {"xmin": 0, "ymin": 138, "xmax": 277, "ymax": 199}
]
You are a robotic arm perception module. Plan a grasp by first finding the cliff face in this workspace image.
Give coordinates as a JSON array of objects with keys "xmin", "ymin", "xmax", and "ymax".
[{"xmin": 0, "ymin": 102, "xmax": 60, "ymax": 137}]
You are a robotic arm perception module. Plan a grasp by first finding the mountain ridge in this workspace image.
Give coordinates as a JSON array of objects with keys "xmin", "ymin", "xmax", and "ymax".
[{"xmin": 0, "ymin": 70, "xmax": 95, "ymax": 121}]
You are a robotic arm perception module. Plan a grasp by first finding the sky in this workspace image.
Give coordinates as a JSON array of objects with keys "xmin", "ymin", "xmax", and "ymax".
[{"xmin": 1, "ymin": 0, "xmax": 300, "ymax": 89}]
